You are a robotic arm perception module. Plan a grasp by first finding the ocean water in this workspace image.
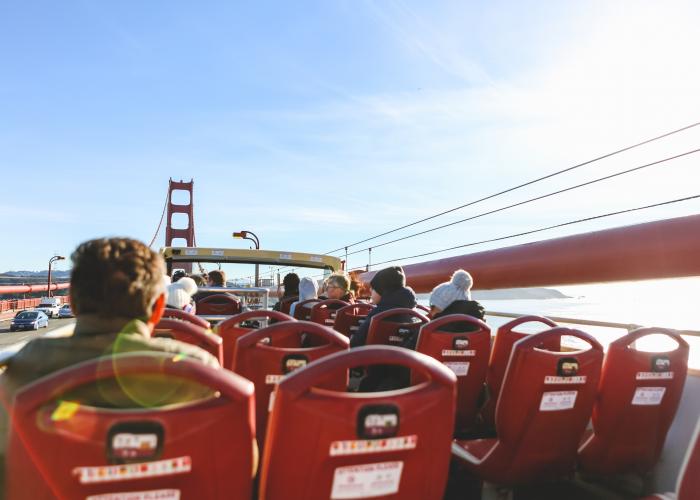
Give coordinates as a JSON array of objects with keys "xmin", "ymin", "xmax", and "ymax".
[{"xmin": 416, "ymin": 277, "xmax": 700, "ymax": 368}]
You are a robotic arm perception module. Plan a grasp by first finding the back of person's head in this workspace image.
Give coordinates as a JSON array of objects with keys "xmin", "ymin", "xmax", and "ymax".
[
  {"xmin": 370, "ymin": 266, "xmax": 406, "ymax": 296},
  {"xmin": 298, "ymin": 277, "xmax": 318, "ymax": 302},
  {"xmin": 171, "ymin": 270, "xmax": 187, "ymax": 283},
  {"xmin": 282, "ymin": 273, "xmax": 300, "ymax": 296},
  {"xmin": 208, "ymin": 269, "xmax": 226, "ymax": 287},
  {"xmin": 429, "ymin": 269, "xmax": 473, "ymax": 310},
  {"xmin": 70, "ymin": 237, "xmax": 165, "ymax": 319},
  {"xmin": 166, "ymin": 277, "xmax": 198, "ymax": 310},
  {"xmin": 190, "ymin": 274, "xmax": 206, "ymax": 287}
]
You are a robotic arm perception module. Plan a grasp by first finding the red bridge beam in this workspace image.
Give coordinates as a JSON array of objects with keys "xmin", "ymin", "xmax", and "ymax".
[
  {"xmin": 0, "ymin": 283, "xmax": 70, "ymax": 296},
  {"xmin": 359, "ymin": 214, "xmax": 700, "ymax": 293}
]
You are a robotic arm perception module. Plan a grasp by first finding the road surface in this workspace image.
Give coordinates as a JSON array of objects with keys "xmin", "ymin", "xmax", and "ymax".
[{"xmin": 0, "ymin": 318, "xmax": 74, "ymax": 348}]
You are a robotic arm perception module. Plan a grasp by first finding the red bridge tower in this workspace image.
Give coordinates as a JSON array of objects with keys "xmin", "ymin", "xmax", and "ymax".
[{"xmin": 165, "ymin": 178, "xmax": 196, "ymax": 273}]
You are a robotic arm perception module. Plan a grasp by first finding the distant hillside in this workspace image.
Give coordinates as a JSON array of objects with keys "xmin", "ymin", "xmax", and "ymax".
[{"xmin": 3, "ymin": 270, "xmax": 71, "ymax": 278}]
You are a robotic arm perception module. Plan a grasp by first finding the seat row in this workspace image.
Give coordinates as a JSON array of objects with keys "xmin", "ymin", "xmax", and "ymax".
[{"xmin": 9, "ymin": 308, "xmax": 693, "ymax": 499}]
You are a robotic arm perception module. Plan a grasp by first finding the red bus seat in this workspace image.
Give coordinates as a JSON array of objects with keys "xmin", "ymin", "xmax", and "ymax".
[
  {"xmin": 414, "ymin": 314, "xmax": 491, "ymax": 434},
  {"xmin": 642, "ymin": 416, "xmax": 700, "ymax": 500},
  {"xmin": 480, "ymin": 315, "xmax": 559, "ymax": 429},
  {"xmin": 333, "ymin": 302, "xmax": 374, "ymax": 338},
  {"xmin": 310, "ymin": 299, "xmax": 350, "ymax": 326},
  {"xmin": 196, "ymin": 293, "xmax": 241, "ymax": 315},
  {"xmin": 416, "ymin": 303, "xmax": 431, "ymax": 314},
  {"xmin": 216, "ymin": 310, "xmax": 295, "ymax": 370},
  {"xmin": 292, "ymin": 299, "xmax": 321, "ymax": 320},
  {"xmin": 232, "ymin": 321, "xmax": 349, "ymax": 450},
  {"xmin": 154, "ymin": 318, "xmax": 223, "ymax": 366},
  {"xmin": 277, "ymin": 296, "xmax": 298, "ymax": 315},
  {"xmin": 5, "ymin": 352, "xmax": 256, "ymax": 500},
  {"xmin": 578, "ymin": 327, "xmax": 689, "ymax": 475},
  {"xmin": 366, "ymin": 308, "xmax": 430, "ymax": 347},
  {"xmin": 453, "ymin": 327, "xmax": 603, "ymax": 485},
  {"xmin": 162, "ymin": 308, "xmax": 211, "ymax": 329},
  {"xmin": 260, "ymin": 345, "xmax": 457, "ymax": 500}
]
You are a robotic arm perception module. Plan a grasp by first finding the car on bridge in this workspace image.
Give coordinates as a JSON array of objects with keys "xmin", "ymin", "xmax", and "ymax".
[
  {"xmin": 35, "ymin": 297, "xmax": 62, "ymax": 318},
  {"xmin": 10, "ymin": 311, "xmax": 49, "ymax": 331},
  {"xmin": 58, "ymin": 304, "xmax": 74, "ymax": 318}
]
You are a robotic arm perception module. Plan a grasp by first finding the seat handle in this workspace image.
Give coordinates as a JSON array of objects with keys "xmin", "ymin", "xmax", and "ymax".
[
  {"xmin": 279, "ymin": 345, "xmax": 456, "ymax": 399},
  {"xmin": 614, "ymin": 327, "xmax": 689, "ymax": 350},
  {"xmin": 218, "ymin": 310, "xmax": 295, "ymax": 330},
  {"xmin": 236, "ymin": 320, "xmax": 350, "ymax": 351},
  {"xmin": 14, "ymin": 352, "xmax": 254, "ymax": 410}
]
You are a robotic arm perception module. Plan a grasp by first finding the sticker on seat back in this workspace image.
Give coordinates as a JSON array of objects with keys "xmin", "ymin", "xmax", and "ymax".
[
  {"xmin": 441, "ymin": 349, "xmax": 476, "ymax": 357},
  {"xmin": 632, "ymin": 387, "xmax": 666, "ymax": 405},
  {"xmin": 539, "ymin": 391, "xmax": 577, "ymax": 411},
  {"xmin": 444, "ymin": 362, "xmax": 469, "ymax": 377},
  {"xmin": 544, "ymin": 376, "xmax": 587, "ymax": 384},
  {"xmin": 87, "ymin": 489, "xmax": 180, "ymax": 500},
  {"xmin": 329, "ymin": 435, "xmax": 417, "ymax": 456},
  {"xmin": 74, "ymin": 456, "xmax": 191, "ymax": 484},
  {"xmin": 330, "ymin": 461, "xmax": 403, "ymax": 499},
  {"xmin": 636, "ymin": 371, "xmax": 674, "ymax": 380}
]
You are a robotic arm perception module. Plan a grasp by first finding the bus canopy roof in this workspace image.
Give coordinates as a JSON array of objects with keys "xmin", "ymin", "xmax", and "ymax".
[{"xmin": 161, "ymin": 247, "xmax": 342, "ymax": 271}]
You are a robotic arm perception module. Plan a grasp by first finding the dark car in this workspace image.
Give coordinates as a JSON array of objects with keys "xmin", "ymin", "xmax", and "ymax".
[{"xmin": 10, "ymin": 311, "xmax": 49, "ymax": 331}]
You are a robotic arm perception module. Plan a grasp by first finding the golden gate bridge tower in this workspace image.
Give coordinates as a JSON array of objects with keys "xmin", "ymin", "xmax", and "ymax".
[{"xmin": 164, "ymin": 178, "xmax": 196, "ymax": 273}]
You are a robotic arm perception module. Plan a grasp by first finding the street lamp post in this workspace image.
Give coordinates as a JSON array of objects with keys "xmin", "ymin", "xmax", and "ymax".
[
  {"xmin": 233, "ymin": 230, "xmax": 260, "ymax": 287},
  {"xmin": 47, "ymin": 255, "xmax": 65, "ymax": 297}
]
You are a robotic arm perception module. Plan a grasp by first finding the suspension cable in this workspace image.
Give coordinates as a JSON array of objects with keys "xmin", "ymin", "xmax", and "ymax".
[
  {"xmin": 361, "ymin": 194, "xmax": 700, "ymax": 269},
  {"xmin": 148, "ymin": 185, "xmax": 169, "ymax": 249},
  {"xmin": 323, "ymin": 120, "xmax": 700, "ymax": 255},
  {"xmin": 342, "ymin": 147, "xmax": 700, "ymax": 258}
]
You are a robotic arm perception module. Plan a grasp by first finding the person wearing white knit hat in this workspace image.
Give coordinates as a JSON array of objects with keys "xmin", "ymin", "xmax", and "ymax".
[
  {"xmin": 166, "ymin": 276, "xmax": 198, "ymax": 313},
  {"xmin": 428, "ymin": 270, "xmax": 485, "ymax": 323}
]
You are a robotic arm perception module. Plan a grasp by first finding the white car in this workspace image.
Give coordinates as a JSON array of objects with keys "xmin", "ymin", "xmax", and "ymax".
[
  {"xmin": 35, "ymin": 297, "xmax": 62, "ymax": 318},
  {"xmin": 58, "ymin": 304, "xmax": 74, "ymax": 318}
]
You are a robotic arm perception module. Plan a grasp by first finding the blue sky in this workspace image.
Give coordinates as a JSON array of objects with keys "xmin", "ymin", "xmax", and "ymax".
[{"xmin": 2, "ymin": 0, "xmax": 700, "ymax": 276}]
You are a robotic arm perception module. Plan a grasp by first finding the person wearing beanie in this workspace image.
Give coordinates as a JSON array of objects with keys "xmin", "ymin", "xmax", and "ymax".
[
  {"xmin": 273, "ymin": 272, "xmax": 300, "ymax": 312},
  {"xmin": 350, "ymin": 266, "xmax": 416, "ymax": 348},
  {"xmin": 428, "ymin": 269, "xmax": 485, "ymax": 330},
  {"xmin": 289, "ymin": 277, "xmax": 319, "ymax": 317},
  {"xmin": 166, "ymin": 277, "xmax": 198, "ymax": 313}
]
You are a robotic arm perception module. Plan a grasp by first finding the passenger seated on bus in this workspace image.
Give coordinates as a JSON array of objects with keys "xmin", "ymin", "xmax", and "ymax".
[
  {"xmin": 190, "ymin": 273, "xmax": 206, "ymax": 287},
  {"xmin": 319, "ymin": 272, "xmax": 355, "ymax": 303},
  {"xmin": 272, "ymin": 272, "xmax": 300, "ymax": 312},
  {"xmin": 350, "ymin": 266, "xmax": 417, "ymax": 348},
  {"xmin": 166, "ymin": 276, "xmax": 198, "ymax": 313},
  {"xmin": 289, "ymin": 277, "xmax": 319, "ymax": 317},
  {"xmin": 428, "ymin": 269, "xmax": 485, "ymax": 327},
  {"xmin": 171, "ymin": 269, "xmax": 187, "ymax": 283},
  {"xmin": 193, "ymin": 269, "xmax": 240, "ymax": 304},
  {"xmin": 0, "ymin": 238, "xmax": 220, "ymax": 481}
]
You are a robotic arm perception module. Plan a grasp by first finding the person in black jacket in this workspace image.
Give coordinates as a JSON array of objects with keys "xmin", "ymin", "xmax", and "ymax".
[
  {"xmin": 350, "ymin": 266, "xmax": 416, "ymax": 348},
  {"xmin": 429, "ymin": 270, "xmax": 485, "ymax": 329}
]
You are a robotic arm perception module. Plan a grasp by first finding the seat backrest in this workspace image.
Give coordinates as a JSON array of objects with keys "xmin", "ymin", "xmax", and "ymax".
[
  {"xmin": 232, "ymin": 321, "xmax": 349, "ymax": 450},
  {"xmin": 260, "ymin": 346, "xmax": 457, "ymax": 500},
  {"xmin": 278, "ymin": 296, "xmax": 298, "ymax": 315},
  {"xmin": 414, "ymin": 314, "xmax": 491, "ymax": 433},
  {"xmin": 162, "ymin": 308, "xmax": 211, "ymax": 329},
  {"xmin": 216, "ymin": 310, "xmax": 295, "ymax": 370},
  {"xmin": 333, "ymin": 302, "xmax": 374, "ymax": 337},
  {"xmin": 5, "ymin": 353, "xmax": 255, "ymax": 500},
  {"xmin": 366, "ymin": 308, "xmax": 430, "ymax": 347},
  {"xmin": 578, "ymin": 327, "xmax": 689, "ymax": 475},
  {"xmin": 310, "ymin": 299, "xmax": 350, "ymax": 326},
  {"xmin": 292, "ymin": 299, "xmax": 322, "ymax": 320},
  {"xmin": 494, "ymin": 327, "xmax": 603, "ymax": 482},
  {"xmin": 196, "ymin": 293, "xmax": 241, "ymax": 315},
  {"xmin": 481, "ymin": 315, "xmax": 559, "ymax": 428},
  {"xmin": 154, "ymin": 318, "xmax": 223, "ymax": 365}
]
